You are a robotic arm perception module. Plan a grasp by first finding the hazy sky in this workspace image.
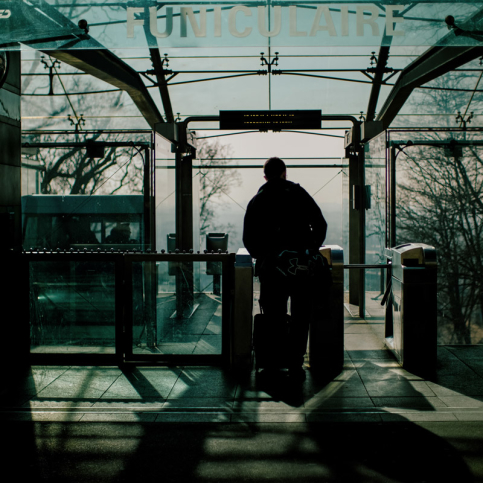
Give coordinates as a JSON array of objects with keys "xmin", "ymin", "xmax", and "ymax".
[{"xmin": 196, "ymin": 129, "xmax": 347, "ymax": 207}]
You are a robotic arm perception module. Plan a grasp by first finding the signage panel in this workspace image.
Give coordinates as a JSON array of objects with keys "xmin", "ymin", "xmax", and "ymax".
[
  {"xmin": 0, "ymin": 2, "xmax": 482, "ymax": 50},
  {"xmin": 220, "ymin": 110, "xmax": 322, "ymax": 131}
]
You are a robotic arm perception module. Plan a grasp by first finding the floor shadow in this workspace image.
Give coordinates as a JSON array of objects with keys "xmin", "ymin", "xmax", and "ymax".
[
  {"xmin": 252, "ymin": 369, "xmax": 305, "ymax": 407},
  {"xmin": 2, "ymin": 418, "xmax": 479, "ymax": 482},
  {"xmin": 302, "ymin": 359, "xmax": 477, "ymax": 482}
]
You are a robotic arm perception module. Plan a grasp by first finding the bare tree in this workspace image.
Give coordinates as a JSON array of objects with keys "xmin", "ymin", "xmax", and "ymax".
[
  {"xmin": 197, "ymin": 139, "xmax": 241, "ymax": 244},
  {"xmin": 24, "ymin": 132, "xmax": 145, "ymax": 196},
  {"xmin": 22, "ymin": 52, "xmax": 147, "ymax": 196},
  {"xmin": 392, "ymin": 64, "xmax": 483, "ymax": 343},
  {"xmin": 397, "ymin": 141, "xmax": 483, "ymax": 343}
]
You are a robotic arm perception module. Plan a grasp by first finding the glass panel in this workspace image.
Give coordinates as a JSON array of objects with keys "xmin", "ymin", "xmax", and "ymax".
[
  {"xmin": 341, "ymin": 164, "xmax": 349, "ymax": 294},
  {"xmin": 29, "ymin": 260, "xmax": 116, "ymax": 353},
  {"xmin": 363, "ymin": 267, "xmax": 386, "ymax": 330},
  {"xmin": 132, "ymin": 261, "xmax": 222, "ymax": 355},
  {"xmin": 21, "ymin": 131, "xmax": 149, "ymax": 250},
  {"xmin": 194, "ymin": 131, "xmax": 345, "ymax": 253},
  {"xmin": 365, "ymin": 131, "xmax": 387, "ymax": 309},
  {"xmin": 4, "ymin": 2, "xmax": 483, "ymax": 51},
  {"xmin": 391, "ymin": 130, "xmax": 483, "ymax": 344},
  {"xmin": 392, "ymin": 56, "xmax": 483, "ymax": 129},
  {"xmin": 155, "ymin": 132, "xmax": 176, "ymax": 252}
]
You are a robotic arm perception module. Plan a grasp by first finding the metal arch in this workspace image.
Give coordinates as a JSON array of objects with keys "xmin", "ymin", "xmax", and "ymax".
[
  {"xmin": 148, "ymin": 48, "xmax": 175, "ymax": 123},
  {"xmin": 376, "ymin": 45, "xmax": 483, "ymax": 130},
  {"xmin": 44, "ymin": 48, "xmax": 164, "ymax": 128},
  {"xmin": 376, "ymin": 7, "xmax": 483, "ymax": 130},
  {"xmin": 142, "ymin": 6, "xmax": 175, "ymax": 124},
  {"xmin": 366, "ymin": 46, "xmax": 390, "ymax": 123},
  {"xmin": 14, "ymin": 1, "xmax": 164, "ymax": 128}
]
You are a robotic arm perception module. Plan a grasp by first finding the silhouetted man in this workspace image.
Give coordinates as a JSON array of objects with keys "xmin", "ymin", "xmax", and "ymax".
[{"xmin": 243, "ymin": 157, "xmax": 327, "ymax": 381}]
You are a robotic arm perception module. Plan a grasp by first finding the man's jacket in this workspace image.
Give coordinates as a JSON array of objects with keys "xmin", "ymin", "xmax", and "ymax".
[{"xmin": 243, "ymin": 178, "xmax": 327, "ymax": 262}]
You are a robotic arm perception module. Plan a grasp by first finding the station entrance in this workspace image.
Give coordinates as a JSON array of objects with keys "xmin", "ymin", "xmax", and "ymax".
[
  {"xmin": 1, "ymin": 1, "xmax": 483, "ymax": 371},
  {"xmin": 20, "ymin": 115, "xmax": 354, "ymax": 369}
]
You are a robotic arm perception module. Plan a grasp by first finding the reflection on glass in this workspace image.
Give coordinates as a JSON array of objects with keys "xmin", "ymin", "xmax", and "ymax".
[
  {"xmin": 393, "ymin": 131, "xmax": 483, "ymax": 344},
  {"xmin": 133, "ymin": 261, "xmax": 222, "ymax": 355},
  {"xmin": 29, "ymin": 261, "xmax": 116, "ymax": 353},
  {"xmin": 365, "ymin": 132, "xmax": 387, "ymax": 310},
  {"xmin": 362, "ymin": 268, "xmax": 386, "ymax": 335},
  {"xmin": 155, "ymin": 133, "xmax": 176, "ymax": 252},
  {"xmin": 22, "ymin": 195, "xmax": 144, "ymax": 250}
]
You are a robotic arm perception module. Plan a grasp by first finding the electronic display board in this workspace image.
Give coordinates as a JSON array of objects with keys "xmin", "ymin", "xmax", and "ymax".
[{"xmin": 219, "ymin": 110, "xmax": 322, "ymax": 131}]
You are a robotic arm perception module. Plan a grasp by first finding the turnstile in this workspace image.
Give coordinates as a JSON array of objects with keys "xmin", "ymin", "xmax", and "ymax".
[
  {"xmin": 309, "ymin": 245, "xmax": 344, "ymax": 378},
  {"xmin": 233, "ymin": 246, "xmax": 344, "ymax": 376},
  {"xmin": 385, "ymin": 243, "xmax": 437, "ymax": 375},
  {"xmin": 232, "ymin": 248, "xmax": 254, "ymax": 370}
]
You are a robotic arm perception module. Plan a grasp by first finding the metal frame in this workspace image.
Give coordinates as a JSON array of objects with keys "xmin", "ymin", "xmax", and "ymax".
[
  {"xmin": 20, "ymin": 136, "xmax": 156, "ymax": 251},
  {"xmin": 22, "ymin": 251, "xmax": 124, "ymax": 366},
  {"xmin": 376, "ymin": 5, "xmax": 483, "ymax": 132},
  {"xmin": 122, "ymin": 252, "xmax": 234, "ymax": 365},
  {"xmin": 6, "ymin": 1, "xmax": 165, "ymax": 128},
  {"xmin": 165, "ymin": 114, "xmax": 366, "ymax": 312},
  {"xmin": 22, "ymin": 250, "xmax": 235, "ymax": 366},
  {"xmin": 158, "ymin": 106, "xmax": 372, "ymax": 350},
  {"xmin": 385, "ymin": 127, "xmax": 483, "ymax": 249}
]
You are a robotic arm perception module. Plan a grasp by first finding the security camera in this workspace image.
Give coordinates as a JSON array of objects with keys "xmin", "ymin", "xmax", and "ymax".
[
  {"xmin": 445, "ymin": 15, "xmax": 456, "ymax": 29},
  {"xmin": 78, "ymin": 19, "xmax": 89, "ymax": 33}
]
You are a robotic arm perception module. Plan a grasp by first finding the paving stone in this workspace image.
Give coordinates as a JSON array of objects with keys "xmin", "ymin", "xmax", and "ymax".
[
  {"xmin": 232, "ymin": 400, "xmax": 302, "ymax": 412},
  {"xmin": 454, "ymin": 411, "xmax": 483, "ymax": 421},
  {"xmin": 437, "ymin": 396, "xmax": 483, "ymax": 408},
  {"xmin": 304, "ymin": 379, "xmax": 370, "ymax": 399},
  {"xmin": 371, "ymin": 396, "xmax": 447, "ymax": 409},
  {"xmin": 306, "ymin": 412, "xmax": 383, "ymax": 423},
  {"xmin": 363, "ymin": 380, "xmax": 436, "ymax": 398},
  {"xmin": 381, "ymin": 412, "xmax": 458, "ymax": 422},
  {"xmin": 0, "ymin": 411, "xmax": 84, "ymax": 422},
  {"xmin": 80, "ymin": 412, "xmax": 157, "ymax": 422},
  {"xmin": 163, "ymin": 398, "xmax": 233, "ymax": 409},
  {"xmin": 100, "ymin": 367, "xmax": 180, "ymax": 398},
  {"xmin": 231, "ymin": 413, "xmax": 305, "ymax": 423},
  {"xmin": 168, "ymin": 367, "xmax": 237, "ymax": 398},
  {"xmin": 154, "ymin": 412, "xmax": 230, "ymax": 422},
  {"xmin": 447, "ymin": 346, "xmax": 483, "ymax": 361},
  {"xmin": 304, "ymin": 397, "xmax": 375, "ymax": 410},
  {"xmin": 92, "ymin": 399, "xmax": 165, "ymax": 409},
  {"xmin": 23, "ymin": 399, "xmax": 96, "ymax": 409}
]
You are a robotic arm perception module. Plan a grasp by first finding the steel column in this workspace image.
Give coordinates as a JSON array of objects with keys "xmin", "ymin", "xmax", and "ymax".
[
  {"xmin": 389, "ymin": 145, "xmax": 397, "ymax": 248},
  {"xmin": 347, "ymin": 149, "xmax": 366, "ymax": 316},
  {"xmin": 175, "ymin": 152, "xmax": 194, "ymax": 317}
]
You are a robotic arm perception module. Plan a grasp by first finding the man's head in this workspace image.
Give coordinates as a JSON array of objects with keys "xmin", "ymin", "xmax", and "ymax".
[{"xmin": 264, "ymin": 157, "xmax": 286, "ymax": 181}]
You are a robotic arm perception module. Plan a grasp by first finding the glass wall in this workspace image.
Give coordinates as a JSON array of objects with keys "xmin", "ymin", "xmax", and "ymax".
[
  {"xmin": 364, "ymin": 132, "xmax": 387, "ymax": 314},
  {"xmin": 390, "ymin": 130, "xmax": 483, "ymax": 344},
  {"xmin": 29, "ymin": 259, "xmax": 116, "ymax": 353},
  {"xmin": 155, "ymin": 132, "xmax": 176, "ymax": 254},
  {"xmin": 132, "ymin": 260, "xmax": 223, "ymax": 355},
  {"xmin": 193, "ymin": 131, "xmax": 345, "ymax": 253},
  {"xmin": 8, "ymin": 0, "xmax": 483, "ymax": 360},
  {"xmin": 21, "ymin": 131, "xmax": 151, "ymax": 251}
]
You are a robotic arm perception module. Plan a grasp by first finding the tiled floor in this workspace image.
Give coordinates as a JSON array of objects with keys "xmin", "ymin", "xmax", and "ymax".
[
  {"xmin": 4, "ymin": 304, "xmax": 483, "ymax": 482},
  {"xmin": 3, "ymin": 304, "xmax": 483, "ymax": 424}
]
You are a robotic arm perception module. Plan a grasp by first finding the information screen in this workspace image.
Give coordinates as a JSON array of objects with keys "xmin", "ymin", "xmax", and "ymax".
[{"xmin": 219, "ymin": 110, "xmax": 322, "ymax": 131}]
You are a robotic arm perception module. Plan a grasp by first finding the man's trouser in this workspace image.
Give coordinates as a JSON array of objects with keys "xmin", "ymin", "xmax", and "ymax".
[{"xmin": 259, "ymin": 270, "xmax": 316, "ymax": 369}]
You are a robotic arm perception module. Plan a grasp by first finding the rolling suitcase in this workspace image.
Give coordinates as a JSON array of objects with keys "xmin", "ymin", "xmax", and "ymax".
[{"xmin": 253, "ymin": 307, "xmax": 291, "ymax": 371}]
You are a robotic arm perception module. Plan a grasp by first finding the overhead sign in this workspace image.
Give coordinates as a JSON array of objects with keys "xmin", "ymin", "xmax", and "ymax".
[
  {"xmin": 219, "ymin": 110, "xmax": 322, "ymax": 131},
  {"xmin": 0, "ymin": 2, "xmax": 480, "ymax": 50},
  {"xmin": 127, "ymin": 5, "xmax": 406, "ymax": 40}
]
